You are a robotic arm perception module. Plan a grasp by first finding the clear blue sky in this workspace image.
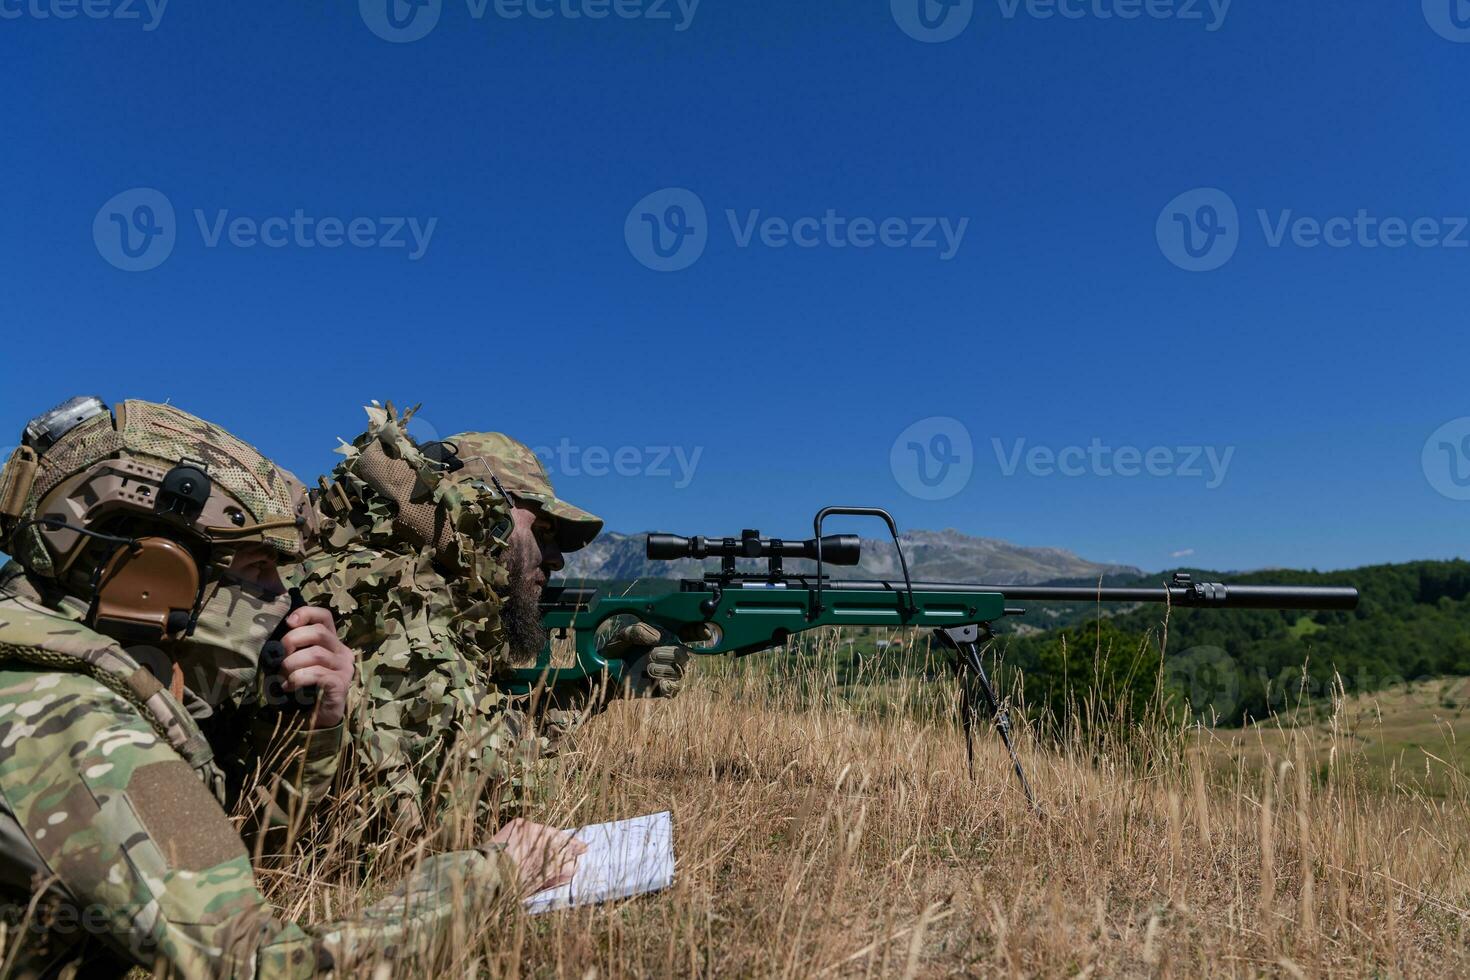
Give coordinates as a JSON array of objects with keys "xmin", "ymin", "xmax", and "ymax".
[{"xmin": 2, "ymin": 1, "xmax": 1465, "ymax": 573}]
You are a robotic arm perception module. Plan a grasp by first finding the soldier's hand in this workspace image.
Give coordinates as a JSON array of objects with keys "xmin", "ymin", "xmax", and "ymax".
[
  {"xmin": 277, "ymin": 605, "xmax": 355, "ymax": 729},
  {"xmin": 491, "ymin": 818, "xmax": 587, "ymax": 895},
  {"xmin": 602, "ymin": 622, "xmax": 705, "ymax": 699}
]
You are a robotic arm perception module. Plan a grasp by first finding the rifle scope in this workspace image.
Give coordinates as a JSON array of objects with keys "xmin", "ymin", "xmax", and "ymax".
[{"xmin": 647, "ymin": 529, "xmax": 862, "ymax": 566}]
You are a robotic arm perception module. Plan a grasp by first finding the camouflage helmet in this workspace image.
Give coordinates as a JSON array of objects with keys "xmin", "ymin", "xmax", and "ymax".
[
  {"xmin": 315, "ymin": 402, "xmax": 513, "ymax": 562},
  {"xmin": 446, "ymin": 431, "xmax": 603, "ymax": 552},
  {"xmin": 0, "ymin": 396, "xmax": 314, "ymax": 595}
]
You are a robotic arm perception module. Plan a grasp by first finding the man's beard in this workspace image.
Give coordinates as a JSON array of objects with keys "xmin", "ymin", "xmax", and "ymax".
[{"xmin": 501, "ymin": 546, "xmax": 547, "ymax": 666}]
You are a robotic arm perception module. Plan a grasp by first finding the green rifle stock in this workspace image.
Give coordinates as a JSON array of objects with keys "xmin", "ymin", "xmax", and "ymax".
[{"xmin": 507, "ymin": 507, "xmax": 1360, "ymax": 804}]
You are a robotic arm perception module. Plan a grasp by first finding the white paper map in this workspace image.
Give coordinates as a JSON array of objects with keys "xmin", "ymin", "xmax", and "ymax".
[{"xmin": 524, "ymin": 811, "xmax": 675, "ymax": 914}]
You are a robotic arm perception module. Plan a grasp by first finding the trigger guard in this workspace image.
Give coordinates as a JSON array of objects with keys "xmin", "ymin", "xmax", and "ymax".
[{"xmin": 575, "ymin": 619, "xmax": 615, "ymax": 678}]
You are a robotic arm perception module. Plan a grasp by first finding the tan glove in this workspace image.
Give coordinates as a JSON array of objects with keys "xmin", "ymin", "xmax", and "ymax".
[{"xmin": 600, "ymin": 622, "xmax": 700, "ymax": 699}]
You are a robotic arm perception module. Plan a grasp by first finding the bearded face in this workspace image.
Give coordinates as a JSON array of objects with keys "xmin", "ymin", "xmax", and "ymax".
[
  {"xmin": 499, "ymin": 505, "xmax": 563, "ymax": 664},
  {"xmin": 501, "ymin": 541, "xmax": 548, "ymax": 665}
]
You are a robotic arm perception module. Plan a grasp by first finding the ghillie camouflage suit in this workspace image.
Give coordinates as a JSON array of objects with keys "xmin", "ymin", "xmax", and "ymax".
[
  {"xmin": 293, "ymin": 404, "xmax": 536, "ymax": 846},
  {"xmin": 0, "ymin": 399, "xmax": 516, "ymax": 978},
  {"xmin": 445, "ymin": 431, "xmax": 683, "ymax": 724}
]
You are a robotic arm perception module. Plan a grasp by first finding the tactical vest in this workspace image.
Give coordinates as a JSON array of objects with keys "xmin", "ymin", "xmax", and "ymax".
[{"xmin": 0, "ymin": 596, "xmax": 225, "ymax": 802}]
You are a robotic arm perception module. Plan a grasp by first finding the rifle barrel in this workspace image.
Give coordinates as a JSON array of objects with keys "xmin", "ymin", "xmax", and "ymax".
[{"xmin": 813, "ymin": 579, "xmax": 1360, "ymax": 611}]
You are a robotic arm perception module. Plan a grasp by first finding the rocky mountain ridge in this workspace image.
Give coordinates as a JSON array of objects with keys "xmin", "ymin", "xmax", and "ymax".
[{"xmin": 560, "ymin": 528, "xmax": 1142, "ymax": 584}]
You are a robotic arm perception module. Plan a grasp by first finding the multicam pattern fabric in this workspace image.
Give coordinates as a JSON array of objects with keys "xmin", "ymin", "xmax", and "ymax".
[
  {"xmin": 0, "ymin": 602, "xmax": 516, "ymax": 978},
  {"xmin": 0, "ymin": 591, "xmax": 220, "ymax": 786},
  {"xmin": 6, "ymin": 401, "xmax": 310, "ymax": 576},
  {"xmin": 294, "ymin": 404, "xmax": 535, "ymax": 840},
  {"xmin": 0, "ymin": 584, "xmax": 342, "ymax": 835},
  {"xmin": 448, "ymin": 431, "xmax": 602, "ymax": 551}
]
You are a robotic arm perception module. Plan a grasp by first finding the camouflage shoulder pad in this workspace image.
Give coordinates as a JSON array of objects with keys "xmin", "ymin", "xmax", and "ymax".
[{"xmin": 0, "ymin": 598, "xmax": 220, "ymax": 793}]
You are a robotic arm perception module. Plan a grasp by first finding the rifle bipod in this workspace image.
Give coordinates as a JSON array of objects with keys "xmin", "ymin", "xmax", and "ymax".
[{"xmin": 933, "ymin": 625, "xmax": 1036, "ymax": 809}]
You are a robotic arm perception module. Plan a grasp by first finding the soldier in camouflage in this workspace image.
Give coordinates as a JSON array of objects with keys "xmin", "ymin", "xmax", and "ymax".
[
  {"xmin": 0, "ymin": 397, "xmax": 582, "ymax": 978},
  {"xmin": 447, "ymin": 431, "xmax": 691, "ymax": 704},
  {"xmin": 293, "ymin": 403, "xmax": 529, "ymax": 848},
  {"xmin": 294, "ymin": 411, "xmax": 691, "ymax": 850}
]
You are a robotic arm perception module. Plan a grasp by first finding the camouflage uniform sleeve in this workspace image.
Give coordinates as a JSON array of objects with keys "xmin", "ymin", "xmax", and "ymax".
[
  {"xmin": 0, "ymin": 669, "xmax": 517, "ymax": 978},
  {"xmin": 256, "ymin": 716, "xmax": 344, "ymax": 809},
  {"xmin": 301, "ymin": 845, "xmax": 519, "ymax": 974},
  {"xmin": 230, "ymin": 712, "xmax": 345, "ymax": 853},
  {"xmin": 205, "ymin": 697, "xmax": 344, "ymax": 848},
  {"xmin": 241, "ymin": 712, "xmax": 344, "ymax": 815}
]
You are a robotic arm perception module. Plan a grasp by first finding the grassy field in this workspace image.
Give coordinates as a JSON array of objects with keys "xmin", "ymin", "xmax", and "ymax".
[
  {"xmin": 1199, "ymin": 676, "xmax": 1470, "ymax": 796},
  {"xmin": 248, "ymin": 636, "xmax": 1470, "ymax": 978}
]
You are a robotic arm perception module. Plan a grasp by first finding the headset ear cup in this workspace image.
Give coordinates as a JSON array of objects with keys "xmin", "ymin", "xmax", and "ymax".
[{"xmin": 89, "ymin": 537, "xmax": 202, "ymax": 643}]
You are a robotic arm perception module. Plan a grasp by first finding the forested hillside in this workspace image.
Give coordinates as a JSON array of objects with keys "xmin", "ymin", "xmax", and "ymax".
[{"xmin": 1004, "ymin": 560, "xmax": 1470, "ymax": 726}]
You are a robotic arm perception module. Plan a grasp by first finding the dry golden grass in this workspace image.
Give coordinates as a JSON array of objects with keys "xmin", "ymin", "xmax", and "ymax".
[{"xmin": 258, "ymin": 637, "xmax": 1470, "ymax": 978}]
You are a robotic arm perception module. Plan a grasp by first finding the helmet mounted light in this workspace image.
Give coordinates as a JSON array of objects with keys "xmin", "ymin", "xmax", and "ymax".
[{"xmin": 22, "ymin": 395, "xmax": 108, "ymax": 454}]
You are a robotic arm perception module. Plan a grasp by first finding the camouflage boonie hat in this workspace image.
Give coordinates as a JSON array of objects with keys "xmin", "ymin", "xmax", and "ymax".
[{"xmin": 447, "ymin": 432, "xmax": 603, "ymax": 552}]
